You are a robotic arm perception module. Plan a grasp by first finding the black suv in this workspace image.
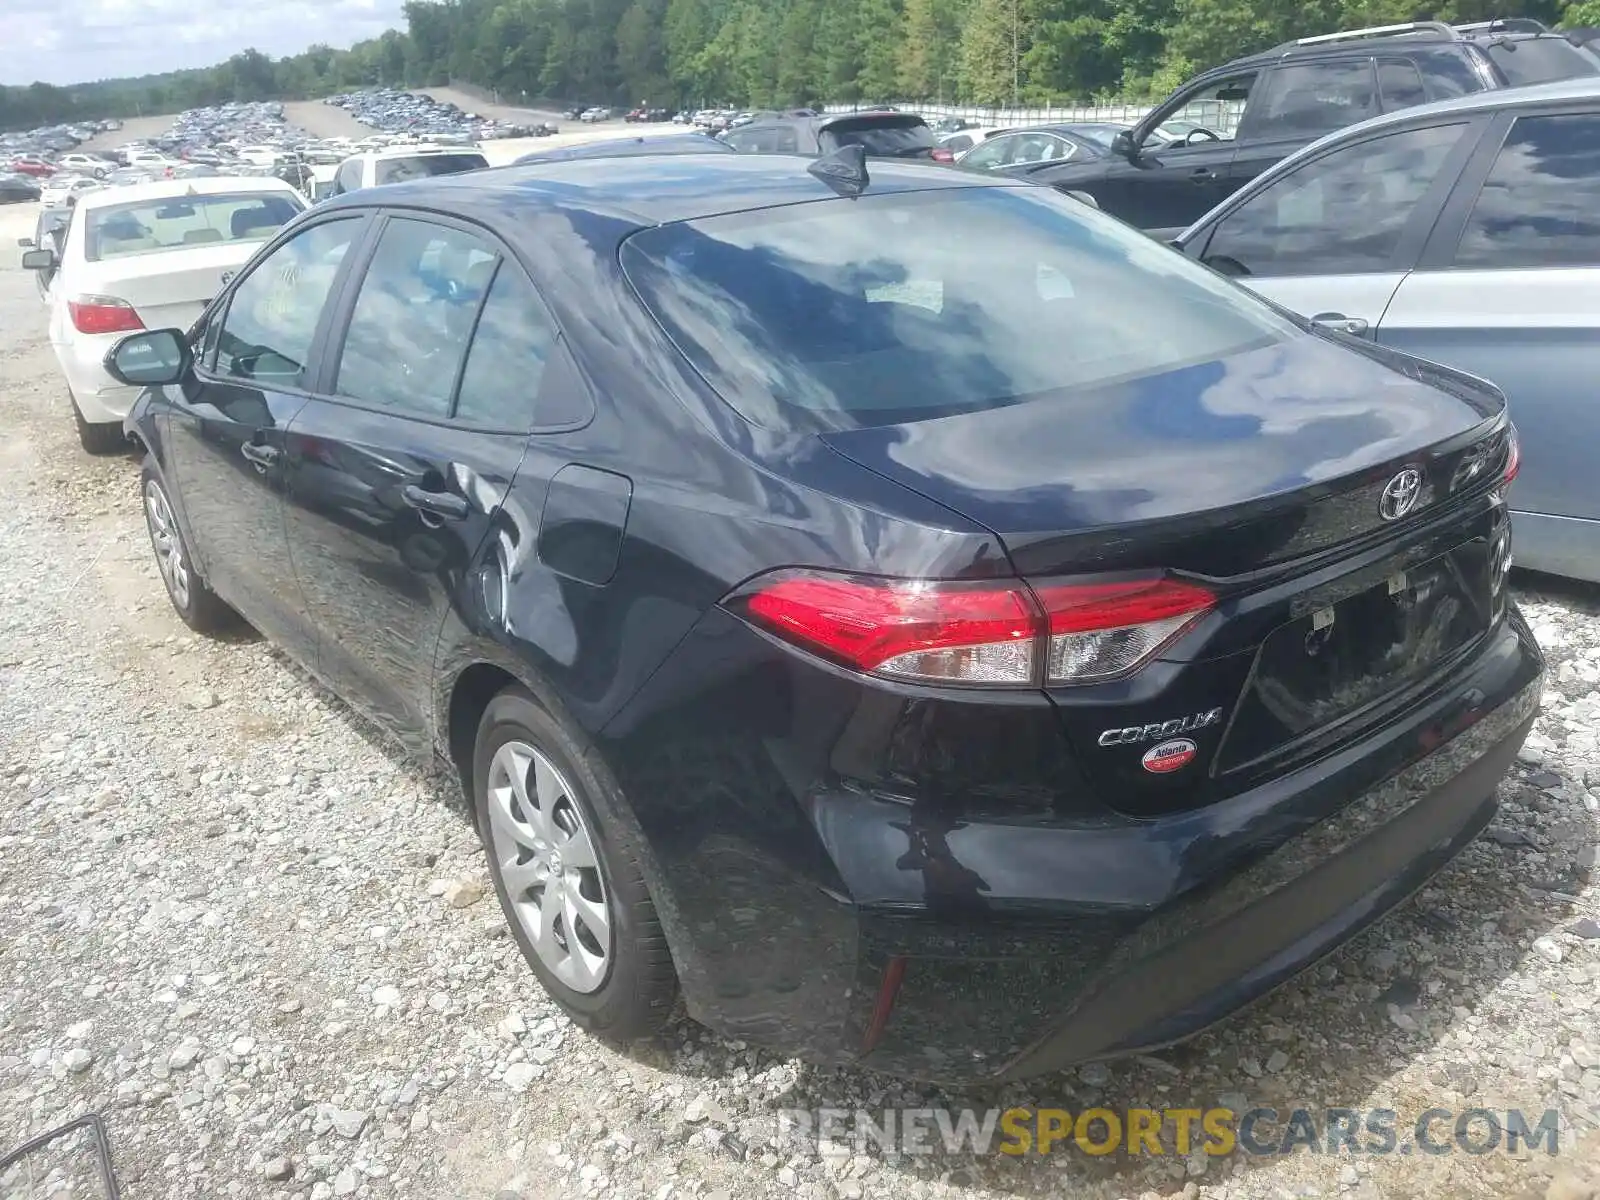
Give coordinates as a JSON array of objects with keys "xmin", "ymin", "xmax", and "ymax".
[
  {"xmin": 1030, "ymin": 18, "xmax": 1600, "ymax": 234},
  {"xmin": 720, "ymin": 109, "xmax": 937, "ymax": 158}
]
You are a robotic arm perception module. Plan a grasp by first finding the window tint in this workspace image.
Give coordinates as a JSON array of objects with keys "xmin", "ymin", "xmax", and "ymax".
[
  {"xmin": 1418, "ymin": 50, "xmax": 1484, "ymax": 99},
  {"xmin": 372, "ymin": 153, "xmax": 488, "ymax": 186},
  {"xmin": 1454, "ymin": 113, "xmax": 1600, "ymax": 269},
  {"xmin": 84, "ymin": 191, "xmax": 303, "ymax": 261},
  {"xmin": 1255, "ymin": 61, "xmax": 1378, "ymax": 138},
  {"xmin": 819, "ymin": 118, "xmax": 936, "ymax": 158},
  {"xmin": 959, "ymin": 137, "xmax": 1015, "ymax": 171},
  {"xmin": 453, "ymin": 265, "xmax": 557, "ymax": 428},
  {"xmin": 1483, "ymin": 39, "xmax": 1600, "ymax": 86},
  {"xmin": 335, "ymin": 218, "xmax": 498, "ymax": 417},
  {"xmin": 622, "ymin": 187, "xmax": 1299, "ymax": 431},
  {"xmin": 214, "ymin": 218, "xmax": 358, "ymax": 385},
  {"xmin": 1008, "ymin": 133, "xmax": 1072, "ymax": 165},
  {"xmin": 1204, "ymin": 123, "xmax": 1464, "ymax": 276},
  {"xmin": 1378, "ymin": 59, "xmax": 1428, "ymax": 111},
  {"xmin": 1148, "ymin": 73, "xmax": 1257, "ymax": 145}
]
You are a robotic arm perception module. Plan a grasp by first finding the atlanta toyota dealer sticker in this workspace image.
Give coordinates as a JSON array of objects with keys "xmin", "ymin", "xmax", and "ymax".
[{"xmin": 1142, "ymin": 738, "xmax": 1197, "ymax": 774}]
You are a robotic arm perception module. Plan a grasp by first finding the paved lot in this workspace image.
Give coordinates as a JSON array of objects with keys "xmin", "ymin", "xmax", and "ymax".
[{"xmin": 2, "ymin": 191, "xmax": 1600, "ymax": 1200}]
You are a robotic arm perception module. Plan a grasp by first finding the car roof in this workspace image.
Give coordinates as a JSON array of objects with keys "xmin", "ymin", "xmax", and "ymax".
[
  {"xmin": 321, "ymin": 151, "xmax": 1017, "ymax": 227},
  {"xmin": 354, "ymin": 145, "xmax": 489, "ymax": 161},
  {"xmin": 1220, "ymin": 23, "xmax": 1580, "ymax": 71},
  {"xmin": 515, "ymin": 133, "xmax": 734, "ymax": 164},
  {"xmin": 75, "ymin": 175, "xmax": 301, "ymax": 209}
]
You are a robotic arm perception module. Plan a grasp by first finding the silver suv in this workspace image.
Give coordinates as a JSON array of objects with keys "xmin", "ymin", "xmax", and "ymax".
[{"xmin": 1175, "ymin": 76, "xmax": 1600, "ymax": 583}]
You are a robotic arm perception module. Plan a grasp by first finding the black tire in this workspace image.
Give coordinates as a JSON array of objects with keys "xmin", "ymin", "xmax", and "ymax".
[
  {"xmin": 473, "ymin": 686, "xmax": 677, "ymax": 1040},
  {"xmin": 139, "ymin": 460, "xmax": 237, "ymax": 634},
  {"xmin": 73, "ymin": 394, "xmax": 126, "ymax": 455}
]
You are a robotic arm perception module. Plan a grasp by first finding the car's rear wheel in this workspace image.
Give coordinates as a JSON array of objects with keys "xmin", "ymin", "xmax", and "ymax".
[
  {"xmin": 140, "ymin": 462, "xmax": 235, "ymax": 633},
  {"xmin": 72, "ymin": 393, "xmax": 125, "ymax": 455},
  {"xmin": 474, "ymin": 687, "xmax": 677, "ymax": 1040}
]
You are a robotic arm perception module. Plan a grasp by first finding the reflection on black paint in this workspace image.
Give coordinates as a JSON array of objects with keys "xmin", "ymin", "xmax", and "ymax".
[{"xmin": 1455, "ymin": 113, "xmax": 1600, "ymax": 269}]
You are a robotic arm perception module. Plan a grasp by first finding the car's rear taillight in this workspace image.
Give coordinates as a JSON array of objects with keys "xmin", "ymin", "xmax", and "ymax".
[
  {"xmin": 1503, "ymin": 425, "xmax": 1521, "ymax": 483},
  {"xmin": 1036, "ymin": 578, "xmax": 1215, "ymax": 684},
  {"xmin": 68, "ymin": 295, "xmax": 144, "ymax": 335},
  {"xmin": 930, "ymin": 147, "xmax": 955, "ymax": 163},
  {"xmin": 733, "ymin": 570, "xmax": 1214, "ymax": 688}
]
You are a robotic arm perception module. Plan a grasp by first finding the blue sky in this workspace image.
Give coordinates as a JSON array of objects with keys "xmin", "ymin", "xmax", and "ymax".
[{"xmin": 1, "ymin": 0, "xmax": 408, "ymax": 86}]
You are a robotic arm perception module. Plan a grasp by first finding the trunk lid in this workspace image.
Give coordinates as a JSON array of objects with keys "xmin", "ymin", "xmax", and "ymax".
[
  {"xmin": 93, "ymin": 241, "xmax": 262, "ymax": 331},
  {"xmin": 822, "ymin": 333, "xmax": 1516, "ymax": 816}
]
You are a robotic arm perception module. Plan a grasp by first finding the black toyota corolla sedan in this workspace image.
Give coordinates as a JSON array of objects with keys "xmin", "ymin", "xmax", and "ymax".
[{"xmin": 107, "ymin": 151, "xmax": 1541, "ymax": 1083}]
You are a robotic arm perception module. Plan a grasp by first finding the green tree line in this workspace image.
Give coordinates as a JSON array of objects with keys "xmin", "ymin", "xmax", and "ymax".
[{"xmin": 7, "ymin": 0, "xmax": 1597, "ymax": 131}]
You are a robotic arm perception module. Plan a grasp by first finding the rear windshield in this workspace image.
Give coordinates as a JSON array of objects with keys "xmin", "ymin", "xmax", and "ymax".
[
  {"xmin": 1483, "ymin": 38, "xmax": 1600, "ymax": 85},
  {"xmin": 622, "ymin": 185, "xmax": 1298, "ymax": 430},
  {"xmin": 820, "ymin": 118, "xmax": 936, "ymax": 158},
  {"xmin": 374, "ymin": 153, "xmax": 488, "ymax": 185},
  {"xmin": 84, "ymin": 192, "xmax": 303, "ymax": 262}
]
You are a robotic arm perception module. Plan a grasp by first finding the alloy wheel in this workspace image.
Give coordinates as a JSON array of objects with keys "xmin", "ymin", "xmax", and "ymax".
[
  {"xmin": 485, "ymin": 740, "xmax": 612, "ymax": 993},
  {"xmin": 143, "ymin": 479, "xmax": 191, "ymax": 611}
]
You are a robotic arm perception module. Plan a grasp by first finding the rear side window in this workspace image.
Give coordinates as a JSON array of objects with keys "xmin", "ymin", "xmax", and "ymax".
[
  {"xmin": 1453, "ymin": 112, "xmax": 1600, "ymax": 269},
  {"xmin": 454, "ymin": 265, "xmax": 557, "ymax": 428},
  {"xmin": 1254, "ymin": 61, "xmax": 1379, "ymax": 139},
  {"xmin": 621, "ymin": 187, "xmax": 1298, "ymax": 430},
  {"xmin": 372, "ymin": 153, "xmax": 488, "ymax": 186},
  {"xmin": 1378, "ymin": 59, "xmax": 1428, "ymax": 111},
  {"xmin": 1483, "ymin": 39, "xmax": 1600, "ymax": 86},
  {"xmin": 335, "ymin": 218, "xmax": 498, "ymax": 417},
  {"xmin": 1203, "ymin": 123, "xmax": 1465, "ymax": 276},
  {"xmin": 819, "ymin": 118, "xmax": 935, "ymax": 158}
]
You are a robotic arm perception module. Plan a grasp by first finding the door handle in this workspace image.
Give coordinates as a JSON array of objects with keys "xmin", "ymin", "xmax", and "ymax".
[
  {"xmin": 1189, "ymin": 168, "xmax": 1216, "ymax": 183},
  {"xmin": 1310, "ymin": 312, "xmax": 1370, "ymax": 337},
  {"xmin": 401, "ymin": 484, "xmax": 469, "ymax": 522},
  {"xmin": 240, "ymin": 441, "xmax": 279, "ymax": 471}
]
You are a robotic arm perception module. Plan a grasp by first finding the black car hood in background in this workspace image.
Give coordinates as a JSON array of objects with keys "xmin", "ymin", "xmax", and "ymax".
[{"xmin": 820, "ymin": 332, "xmax": 1506, "ymax": 577}]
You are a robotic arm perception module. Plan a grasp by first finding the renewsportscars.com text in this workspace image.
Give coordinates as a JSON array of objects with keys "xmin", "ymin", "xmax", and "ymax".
[{"xmin": 775, "ymin": 1106, "xmax": 1562, "ymax": 1158}]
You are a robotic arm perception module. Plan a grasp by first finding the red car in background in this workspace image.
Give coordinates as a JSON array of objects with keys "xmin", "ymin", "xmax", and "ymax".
[{"xmin": 8, "ymin": 156, "xmax": 56, "ymax": 177}]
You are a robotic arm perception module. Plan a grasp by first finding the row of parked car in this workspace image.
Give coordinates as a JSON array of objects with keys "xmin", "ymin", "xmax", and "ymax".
[
  {"xmin": 327, "ymin": 88, "xmax": 549, "ymax": 139},
  {"xmin": 14, "ymin": 64, "xmax": 1551, "ymax": 1087}
]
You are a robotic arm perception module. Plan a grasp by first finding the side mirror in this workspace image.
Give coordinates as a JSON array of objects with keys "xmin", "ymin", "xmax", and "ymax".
[
  {"xmin": 1110, "ymin": 130, "xmax": 1138, "ymax": 161},
  {"xmin": 104, "ymin": 328, "xmax": 190, "ymax": 387},
  {"xmin": 20, "ymin": 248, "xmax": 55, "ymax": 271}
]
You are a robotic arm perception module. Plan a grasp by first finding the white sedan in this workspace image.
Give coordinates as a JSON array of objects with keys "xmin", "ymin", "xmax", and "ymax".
[
  {"xmin": 38, "ymin": 173, "xmax": 102, "ymax": 208},
  {"xmin": 24, "ymin": 176, "xmax": 306, "ymax": 453}
]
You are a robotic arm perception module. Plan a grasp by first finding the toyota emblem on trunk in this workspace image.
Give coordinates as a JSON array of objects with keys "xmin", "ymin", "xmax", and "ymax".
[{"xmin": 1379, "ymin": 468, "xmax": 1423, "ymax": 521}]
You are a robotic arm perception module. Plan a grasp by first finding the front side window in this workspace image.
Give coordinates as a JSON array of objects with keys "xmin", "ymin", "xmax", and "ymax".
[
  {"xmin": 214, "ymin": 218, "xmax": 359, "ymax": 386},
  {"xmin": 83, "ymin": 191, "xmax": 304, "ymax": 261},
  {"xmin": 1144, "ymin": 73, "xmax": 1258, "ymax": 146},
  {"xmin": 1203, "ymin": 122, "xmax": 1465, "ymax": 276},
  {"xmin": 622, "ymin": 186, "xmax": 1299, "ymax": 431},
  {"xmin": 1378, "ymin": 59, "xmax": 1428, "ymax": 111},
  {"xmin": 1454, "ymin": 112, "xmax": 1600, "ymax": 269},
  {"xmin": 334, "ymin": 218, "xmax": 498, "ymax": 418},
  {"xmin": 1253, "ymin": 61, "xmax": 1379, "ymax": 139}
]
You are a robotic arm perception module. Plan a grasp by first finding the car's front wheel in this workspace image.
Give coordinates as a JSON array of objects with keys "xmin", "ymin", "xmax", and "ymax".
[
  {"xmin": 140, "ymin": 461, "xmax": 236, "ymax": 633},
  {"xmin": 474, "ymin": 686, "xmax": 677, "ymax": 1040}
]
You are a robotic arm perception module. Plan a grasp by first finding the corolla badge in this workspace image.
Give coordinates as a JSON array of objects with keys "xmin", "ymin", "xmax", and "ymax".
[
  {"xmin": 1379, "ymin": 468, "xmax": 1423, "ymax": 521},
  {"xmin": 1142, "ymin": 739, "xmax": 1197, "ymax": 774},
  {"xmin": 1097, "ymin": 707, "xmax": 1223, "ymax": 747}
]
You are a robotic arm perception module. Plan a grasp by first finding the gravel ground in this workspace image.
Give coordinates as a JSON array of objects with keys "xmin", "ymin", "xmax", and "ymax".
[{"xmin": 3, "ymin": 198, "xmax": 1600, "ymax": 1200}]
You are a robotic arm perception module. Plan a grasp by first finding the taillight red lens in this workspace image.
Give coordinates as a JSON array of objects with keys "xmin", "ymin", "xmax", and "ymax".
[
  {"xmin": 68, "ymin": 295, "xmax": 144, "ymax": 336},
  {"xmin": 1503, "ymin": 426, "xmax": 1521, "ymax": 483},
  {"xmin": 931, "ymin": 147, "xmax": 955, "ymax": 163},
  {"xmin": 734, "ymin": 571, "xmax": 1214, "ymax": 687}
]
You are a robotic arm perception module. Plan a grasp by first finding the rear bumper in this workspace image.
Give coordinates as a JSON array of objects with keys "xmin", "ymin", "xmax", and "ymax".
[
  {"xmin": 610, "ymin": 607, "xmax": 1541, "ymax": 1082},
  {"xmin": 52, "ymin": 332, "xmax": 140, "ymax": 423}
]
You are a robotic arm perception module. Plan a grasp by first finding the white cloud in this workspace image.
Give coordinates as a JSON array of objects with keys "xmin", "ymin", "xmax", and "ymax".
[{"xmin": 0, "ymin": 0, "xmax": 408, "ymax": 86}]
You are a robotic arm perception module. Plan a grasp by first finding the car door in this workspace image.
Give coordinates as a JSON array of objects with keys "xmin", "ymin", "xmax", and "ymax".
[
  {"xmin": 1182, "ymin": 118, "xmax": 1483, "ymax": 338},
  {"xmin": 1227, "ymin": 59, "xmax": 1381, "ymax": 198},
  {"xmin": 280, "ymin": 213, "xmax": 562, "ymax": 751},
  {"xmin": 1081, "ymin": 71, "xmax": 1260, "ymax": 230},
  {"xmin": 163, "ymin": 213, "xmax": 367, "ymax": 663},
  {"xmin": 1377, "ymin": 105, "xmax": 1600, "ymax": 579}
]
